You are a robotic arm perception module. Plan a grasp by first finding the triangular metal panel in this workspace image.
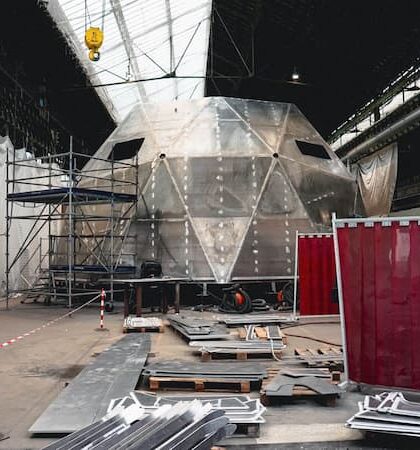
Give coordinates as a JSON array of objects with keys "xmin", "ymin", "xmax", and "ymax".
[
  {"xmin": 137, "ymin": 161, "xmax": 185, "ymax": 219},
  {"xmin": 191, "ymin": 217, "xmax": 249, "ymax": 282}
]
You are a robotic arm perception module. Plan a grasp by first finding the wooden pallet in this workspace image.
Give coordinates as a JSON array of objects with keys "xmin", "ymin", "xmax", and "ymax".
[
  {"xmin": 294, "ymin": 347, "xmax": 343, "ymax": 371},
  {"xmin": 260, "ymin": 367, "xmax": 339, "ymax": 406},
  {"xmin": 148, "ymin": 376, "xmax": 251, "ymax": 393},
  {"xmin": 200, "ymin": 349, "xmax": 282, "ymax": 362}
]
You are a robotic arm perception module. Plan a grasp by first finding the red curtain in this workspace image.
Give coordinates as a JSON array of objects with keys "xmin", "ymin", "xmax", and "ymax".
[
  {"xmin": 298, "ymin": 234, "xmax": 338, "ymax": 315},
  {"xmin": 336, "ymin": 220, "xmax": 420, "ymax": 389}
]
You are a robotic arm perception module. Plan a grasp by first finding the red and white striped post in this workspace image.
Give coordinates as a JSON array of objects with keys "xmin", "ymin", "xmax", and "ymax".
[{"xmin": 100, "ymin": 288, "xmax": 105, "ymax": 329}]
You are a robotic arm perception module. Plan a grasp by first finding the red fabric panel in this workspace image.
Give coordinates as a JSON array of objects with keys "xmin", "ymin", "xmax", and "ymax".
[
  {"xmin": 298, "ymin": 235, "xmax": 338, "ymax": 315},
  {"xmin": 337, "ymin": 220, "xmax": 420, "ymax": 389}
]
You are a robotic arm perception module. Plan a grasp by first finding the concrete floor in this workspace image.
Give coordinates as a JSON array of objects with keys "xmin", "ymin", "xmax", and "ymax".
[{"xmin": 0, "ymin": 298, "xmax": 409, "ymax": 449}]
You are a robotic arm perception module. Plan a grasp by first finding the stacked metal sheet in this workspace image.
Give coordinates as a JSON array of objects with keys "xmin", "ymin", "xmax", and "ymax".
[
  {"xmin": 219, "ymin": 315, "xmax": 295, "ymax": 327},
  {"xmin": 143, "ymin": 361, "xmax": 267, "ymax": 381},
  {"xmin": 108, "ymin": 391, "xmax": 266, "ymax": 426},
  {"xmin": 123, "ymin": 316, "xmax": 163, "ymax": 332},
  {"xmin": 43, "ymin": 400, "xmax": 235, "ymax": 449},
  {"xmin": 30, "ymin": 334, "xmax": 151, "ymax": 435},
  {"xmin": 169, "ymin": 316, "xmax": 230, "ymax": 340},
  {"xmin": 347, "ymin": 392, "xmax": 420, "ymax": 437},
  {"xmin": 189, "ymin": 340, "xmax": 285, "ymax": 354}
]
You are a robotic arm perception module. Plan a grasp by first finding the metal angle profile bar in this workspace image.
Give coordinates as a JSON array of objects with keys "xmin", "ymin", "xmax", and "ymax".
[
  {"xmin": 42, "ymin": 417, "xmax": 123, "ymax": 450},
  {"xmin": 45, "ymin": 401, "xmax": 235, "ymax": 449},
  {"xmin": 376, "ymin": 392, "xmax": 402, "ymax": 412},
  {"xmin": 183, "ymin": 417, "xmax": 232, "ymax": 449},
  {"xmin": 390, "ymin": 396, "xmax": 420, "ymax": 417},
  {"xmin": 129, "ymin": 409, "xmax": 197, "ymax": 449},
  {"xmin": 363, "ymin": 395, "xmax": 383, "ymax": 411},
  {"xmin": 156, "ymin": 410, "xmax": 225, "ymax": 450},
  {"xmin": 165, "ymin": 416, "xmax": 230, "ymax": 450},
  {"xmin": 193, "ymin": 425, "xmax": 236, "ymax": 450},
  {"xmin": 132, "ymin": 391, "xmax": 251, "ymax": 409},
  {"xmin": 354, "ymin": 410, "xmax": 420, "ymax": 426},
  {"xmin": 347, "ymin": 420, "xmax": 420, "ymax": 435},
  {"xmin": 103, "ymin": 417, "xmax": 156, "ymax": 450}
]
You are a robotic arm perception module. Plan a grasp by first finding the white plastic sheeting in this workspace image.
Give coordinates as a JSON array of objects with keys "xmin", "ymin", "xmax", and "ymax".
[
  {"xmin": 352, "ymin": 143, "xmax": 398, "ymax": 216},
  {"xmin": 0, "ymin": 137, "xmax": 59, "ymax": 295},
  {"xmin": 48, "ymin": 0, "xmax": 212, "ymax": 122}
]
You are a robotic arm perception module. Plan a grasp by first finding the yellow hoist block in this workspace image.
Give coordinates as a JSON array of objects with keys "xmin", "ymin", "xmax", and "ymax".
[{"xmin": 85, "ymin": 27, "xmax": 104, "ymax": 61}]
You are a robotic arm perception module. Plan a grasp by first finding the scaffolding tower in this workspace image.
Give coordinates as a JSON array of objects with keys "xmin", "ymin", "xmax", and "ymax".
[{"xmin": 5, "ymin": 137, "xmax": 138, "ymax": 308}]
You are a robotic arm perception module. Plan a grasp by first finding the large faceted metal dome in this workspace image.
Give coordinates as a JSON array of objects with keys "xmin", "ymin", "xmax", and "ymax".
[{"xmin": 84, "ymin": 97, "xmax": 359, "ymax": 282}]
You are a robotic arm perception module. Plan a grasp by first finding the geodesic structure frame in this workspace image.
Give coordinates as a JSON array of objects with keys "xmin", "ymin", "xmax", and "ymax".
[{"xmin": 82, "ymin": 97, "xmax": 359, "ymax": 283}]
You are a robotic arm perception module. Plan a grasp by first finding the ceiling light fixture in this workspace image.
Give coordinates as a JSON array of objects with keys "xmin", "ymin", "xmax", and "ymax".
[{"xmin": 291, "ymin": 67, "xmax": 300, "ymax": 81}]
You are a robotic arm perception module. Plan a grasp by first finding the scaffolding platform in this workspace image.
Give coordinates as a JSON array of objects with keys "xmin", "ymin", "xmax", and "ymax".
[
  {"xmin": 7, "ymin": 187, "xmax": 137, "ymax": 204},
  {"xmin": 50, "ymin": 264, "xmax": 136, "ymax": 274}
]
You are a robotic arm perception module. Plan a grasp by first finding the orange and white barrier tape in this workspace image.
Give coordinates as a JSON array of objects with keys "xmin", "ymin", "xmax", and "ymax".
[{"xmin": 0, "ymin": 291, "xmax": 102, "ymax": 350}]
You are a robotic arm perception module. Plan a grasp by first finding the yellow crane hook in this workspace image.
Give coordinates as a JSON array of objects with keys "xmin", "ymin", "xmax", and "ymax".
[{"xmin": 85, "ymin": 27, "xmax": 104, "ymax": 61}]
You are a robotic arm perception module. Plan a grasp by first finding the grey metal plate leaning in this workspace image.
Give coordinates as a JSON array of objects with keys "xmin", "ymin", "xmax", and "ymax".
[{"xmin": 29, "ymin": 334, "xmax": 150, "ymax": 435}]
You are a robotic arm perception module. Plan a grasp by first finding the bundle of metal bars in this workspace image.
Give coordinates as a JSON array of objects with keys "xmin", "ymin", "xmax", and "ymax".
[
  {"xmin": 43, "ymin": 400, "xmax": 235, "ymax": 450},
  {"xmin": 168, "ymin": 316, "xmax": 230, "ymax": 340},
  {"xmin": 346, "ymin": 392, "xmax": 420, "ymax": 437},
  {"xmin": 108, "ymin": 391, "xmax": 266, "ymax": 426}
]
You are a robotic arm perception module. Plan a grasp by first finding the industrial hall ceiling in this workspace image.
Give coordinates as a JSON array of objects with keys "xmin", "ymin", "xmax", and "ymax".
[
  {"xmin": 0, "ymin": 1, "xmax": 420, "ymax": 155},
  {"xmin": 206, "ymin": 0, "xmax": 420, "ymax": 138}
]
